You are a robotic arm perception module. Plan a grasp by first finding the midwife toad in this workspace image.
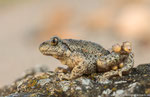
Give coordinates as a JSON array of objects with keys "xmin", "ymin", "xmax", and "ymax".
[{"xmin": 39, "ymin": 36, "xmax": 134, "ymax": 80}]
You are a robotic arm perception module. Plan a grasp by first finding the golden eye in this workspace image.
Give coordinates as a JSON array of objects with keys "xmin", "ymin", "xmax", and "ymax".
[{"xmin": 51, "ymin": 37, "xmax": 58, "ymax": 46}]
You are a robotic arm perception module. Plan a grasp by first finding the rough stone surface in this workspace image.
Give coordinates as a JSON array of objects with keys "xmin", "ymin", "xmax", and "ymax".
[{"xmin": 0, "ymin": 64, "xmax": 150, "ymax": 97}]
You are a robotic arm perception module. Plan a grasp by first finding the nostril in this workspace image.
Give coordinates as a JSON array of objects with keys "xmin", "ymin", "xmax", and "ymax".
[
  {"xmin": 42, "ymin": 42, "xmax": 47, "ymax": 45},
  {"xmin": 40, "ymin": 42, "xmax": 47, "ymax": 47},
  {"xmin": 39, "ymin": 42, "xmax": 45, "ymax": 50},
  {"xmin": 39, "ymin": 42, "xmax": 49, "ymax": 52}
]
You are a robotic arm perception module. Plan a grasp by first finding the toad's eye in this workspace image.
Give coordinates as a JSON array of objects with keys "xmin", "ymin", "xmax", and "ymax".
[{"xmin": 51, "ymin": 37, "xmax": 58, "ymax": 46}]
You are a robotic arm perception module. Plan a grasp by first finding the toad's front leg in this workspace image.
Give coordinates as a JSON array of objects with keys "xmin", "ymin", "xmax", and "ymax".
[
  {"xmin": 55, "ymin": 67, "xmax": 71, "ymax": 73},
  {"xmin": 58, "ymin": 60, "xmax": 96, "ymax": 80}
]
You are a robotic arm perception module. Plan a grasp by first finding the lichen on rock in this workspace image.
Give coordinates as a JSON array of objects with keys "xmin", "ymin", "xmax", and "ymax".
[{"xmin": 0, "ymin": 64, "xmax": 150, "ymax": 97}]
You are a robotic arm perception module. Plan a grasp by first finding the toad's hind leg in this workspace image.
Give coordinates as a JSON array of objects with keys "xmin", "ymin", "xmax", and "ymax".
[
  {"xmin": 97, "ymin": 41, "xmax": 131, "ymax": 70},
  {"xmin": 98, "ymin": 53, "xmax": 134, "ymax": 81},
  {"xmin": 117, "ymin": 52, "xmax": 134, "ymax": 76}
]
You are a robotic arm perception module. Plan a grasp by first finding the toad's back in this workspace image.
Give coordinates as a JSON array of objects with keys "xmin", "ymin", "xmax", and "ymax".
[{"xmin": 63, "ymin": 39, "xmax": 109, "ymax": 55}]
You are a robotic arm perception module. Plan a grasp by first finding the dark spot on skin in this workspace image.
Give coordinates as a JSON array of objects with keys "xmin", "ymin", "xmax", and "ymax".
[
  {"xmin": 77, "ymin": 66, "xmax": 81, "ymax": 69},
  {"xmin": 72, "ymin": 70, "xmax": 76, "ymax": 73},
  {"xmin": 73, "ymin": 73, "xmax": 76, "ymax": 77},
  {"xmin": 109, "ymin": 57, "xmax": 112, "ymax": 61},
  {"xmin": 104, "ymin": 73, "xmax": 108, "ymax": 76},
  {"xmin": 115, "ymin": 59, "xmax": 118, "ymax": 63},
  {"xmin": 81, "ymin": 45, "xmax": 84, "ymax": 48},
  {"xmin": 84, "ymin": 44, "xmax": 87, "ymax": 46}
]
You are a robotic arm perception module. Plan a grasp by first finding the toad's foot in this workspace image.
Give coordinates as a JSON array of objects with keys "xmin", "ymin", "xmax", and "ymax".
[
  {"xmin": 96, "ymin": 76, "xmax": 110, "ymax": 83},
  {"xmin": 55, "ymin": 67, "xmax": 70, "ymax": 73},
  {"xmin": 58, "ymin": 73, "xmax": 70, "ymax": 80}
]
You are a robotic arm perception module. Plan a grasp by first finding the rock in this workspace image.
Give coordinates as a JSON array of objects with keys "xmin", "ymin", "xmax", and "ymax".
[{"xmin": 0, "ymin": 64, "xmax": 150, "ymax": 97}]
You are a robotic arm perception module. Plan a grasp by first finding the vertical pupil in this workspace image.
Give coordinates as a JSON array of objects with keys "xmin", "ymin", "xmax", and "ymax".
[
  {"xmin": 53, "ymin": 38, "xmax": 57, "ymax": 44},
  {"xmin": 53, "ymin": 39, "xmax": 55, "ymax": 43}
]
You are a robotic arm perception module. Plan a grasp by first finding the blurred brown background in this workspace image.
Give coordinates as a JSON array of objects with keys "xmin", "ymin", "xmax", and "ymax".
[{"xmin": 0, "ymin": 0, "xmax": 150, "ymax": 87}]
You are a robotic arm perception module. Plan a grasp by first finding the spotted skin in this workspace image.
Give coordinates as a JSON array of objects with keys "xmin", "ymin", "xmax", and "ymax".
[
  {"xmin": 39, "ymin": 36, "xmax": 134, "ymax": 81},
  {"xmin": 97, "ymin": 52, "xmax": 134, "ymax": 81}
]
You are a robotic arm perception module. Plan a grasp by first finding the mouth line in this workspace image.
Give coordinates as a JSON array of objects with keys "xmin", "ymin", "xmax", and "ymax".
[
  {"xmin": 41, "ymin": 51, "xmax": 52, "ymax": 56},
  {"xmin": 41, "ymin": 51, "xmax": 59, "ymax": 56}
]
